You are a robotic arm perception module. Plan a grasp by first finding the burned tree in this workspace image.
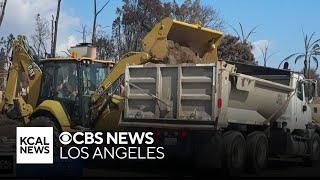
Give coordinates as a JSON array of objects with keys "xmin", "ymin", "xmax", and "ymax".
[
  {"xmin": 92, "ymin": 0, "xmax": 110, "ymax": 45},
  {"xmin": 171, "ymin": 0, "xmax": 224, "ymax": 29},
  {"xmin": 0, "ymin": 34, "xmax": 14, "ymax": 90},
  {"xmin": 0, "ymin": 0, "xmax": 7, "ymax": 28},
  {"xmin": 111, "ymin": 0, "xmax": 172, "ymax": 59},
  {"xmin": 76, "ymin": 24, "xmax": 89, "ymax": 43},
  {"xmin": 95, "ymin": 25, "xmax": 114, "ymax": 60},
  {"xmin": 258, "ymin": 42, "xmax": 277, "ymax": 67},
  {"xmin": 218, "ymin": 35, "xmax": 255, "ymax": 64},
  {"xmin": 218, "ymin": 23, "xmax": 258, "ymax": 64},
  {"xmin": 111, "ymin": 0, "xmax": 224, "ymax": 60},
  {"xmin": 31, "ymin": 14, "xmax": 50, "ymax": 60}
]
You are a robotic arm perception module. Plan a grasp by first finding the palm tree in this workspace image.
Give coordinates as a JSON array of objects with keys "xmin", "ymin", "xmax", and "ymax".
[
  {"xmin": 279, "ymin": 32, "xmax": 320, "ymax": 79},
  {"xmin": 230, "ymin": 23, "xmax": 259, "ymax": 44}
]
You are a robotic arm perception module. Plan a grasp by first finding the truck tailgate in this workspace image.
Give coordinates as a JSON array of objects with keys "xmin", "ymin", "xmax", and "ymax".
[{"xmin": 120, "ymin": 64, "xmax": 216, "ymax": 129}]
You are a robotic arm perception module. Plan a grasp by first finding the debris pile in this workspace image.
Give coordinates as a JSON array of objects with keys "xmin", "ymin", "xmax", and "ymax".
[{"xmin": 166, "ymin": 40, "xmax": 203, "ymax": 64}]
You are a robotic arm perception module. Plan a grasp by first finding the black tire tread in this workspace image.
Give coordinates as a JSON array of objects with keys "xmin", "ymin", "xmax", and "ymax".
[
  {"xmin": 304, "ymin": 133, "xmax": 320, "ymax": 166},
  {"xmin": 246, "ymin": 131, "xmax": 268, "ymax": 174},
  {"xmin": 222, "ymin": 131, "xmax": 246, "ymax": 176}
]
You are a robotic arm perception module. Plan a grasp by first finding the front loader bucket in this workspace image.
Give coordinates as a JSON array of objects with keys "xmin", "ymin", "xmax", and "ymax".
[{"xmin": 142, "ymin": 17, "xmax": 223, "ymax": 63}]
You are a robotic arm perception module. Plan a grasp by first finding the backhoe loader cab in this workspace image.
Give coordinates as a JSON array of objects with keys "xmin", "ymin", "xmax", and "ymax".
[{"xmin": 34, "ymin": 58, "xmax": 114, "ymax": 129}]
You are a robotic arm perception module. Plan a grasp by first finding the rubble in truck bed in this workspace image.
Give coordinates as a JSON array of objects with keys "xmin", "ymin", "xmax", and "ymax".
[{"xmin": 165, "ymin": 40, "xmax": 203, "ymax": 64}]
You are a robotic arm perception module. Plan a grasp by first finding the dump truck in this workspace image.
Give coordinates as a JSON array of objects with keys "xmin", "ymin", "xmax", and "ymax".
[{"xmin": 120, "ymin": 61, "xmax": 320, "ymax": 175}]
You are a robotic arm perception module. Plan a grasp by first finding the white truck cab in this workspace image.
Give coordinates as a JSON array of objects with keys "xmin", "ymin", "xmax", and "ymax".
[{"xmin": 278, "ymin": 73, "xmax": 315, "ymax": 131}]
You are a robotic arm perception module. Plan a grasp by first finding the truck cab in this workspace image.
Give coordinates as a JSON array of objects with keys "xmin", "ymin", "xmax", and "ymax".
[{"xmin": 278, "ymin": 73, "xmax": 315, "ymax": 131}]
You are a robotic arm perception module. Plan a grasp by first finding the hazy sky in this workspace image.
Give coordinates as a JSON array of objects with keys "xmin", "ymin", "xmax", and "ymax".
[{"xmin": 1, "ymin": 0, "xmax": 319, "ymax": 72}]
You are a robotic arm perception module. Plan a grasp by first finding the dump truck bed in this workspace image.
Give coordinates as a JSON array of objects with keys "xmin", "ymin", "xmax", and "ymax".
[
  {"xmin": 121, "ymin": 64, "xmax": 216, "ymax": 129},
  {"xmin": 120, "ymin": 62, "xmax": 295, "ymax": 130}
]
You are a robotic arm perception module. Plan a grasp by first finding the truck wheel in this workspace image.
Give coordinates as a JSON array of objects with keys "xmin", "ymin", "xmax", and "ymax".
[
  {"xmin": 222, "ymin": 131, "xmax": 246, "ymax": 176},
  {"xmin": 246, "ymin": 131, "xmax": 268, "ymax": 174},
  {"xmin": 304, "ymin": 133, "xmax": 320, "ymax": 166},
  {"xmin": 29, "ymin": 116, "xmax": 62, "ymax": 150}
]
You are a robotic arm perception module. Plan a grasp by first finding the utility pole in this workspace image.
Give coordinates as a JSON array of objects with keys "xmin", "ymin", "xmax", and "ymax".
[
  {"xmin": 0, "ymin": 0, "xmax": 7, "ymax": 28},
  {"xmin": 51, "ymin": 15, "xmax": 54, "ymax": 58}
]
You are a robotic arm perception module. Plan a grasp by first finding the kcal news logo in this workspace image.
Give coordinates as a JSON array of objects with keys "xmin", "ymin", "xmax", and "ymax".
[{"xmin": 16, "ymin": 127, "xmax": 53, "ymax": 164}]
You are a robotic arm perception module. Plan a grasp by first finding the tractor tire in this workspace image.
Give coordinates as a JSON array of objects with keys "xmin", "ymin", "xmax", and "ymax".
[
  {"xmin": 304, "ymin": 133, "xmax": 320, "ymax": 166},
  {"xmin": 29, "ymin": 116, "xmax": 62, "ymax": 151},
  {"xmin": 222, "ymin": 131, "xmax": 246, "ymax": 176},
  {"xmin": 246, "ymin": 131, "xmax": 268, "ymax": 174}
]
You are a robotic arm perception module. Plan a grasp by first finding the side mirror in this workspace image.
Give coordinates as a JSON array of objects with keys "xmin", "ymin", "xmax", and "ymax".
[
  {"xmin": 308, "ymin": 82, "xmax": 317, "ymax": 103},
  {"xmin": 312, "ymin": 82, "xmax": 317, "ymax": 97},
  {"xmin": 303, "ymin": 105, "xmax": 307, "ymax": 112}
]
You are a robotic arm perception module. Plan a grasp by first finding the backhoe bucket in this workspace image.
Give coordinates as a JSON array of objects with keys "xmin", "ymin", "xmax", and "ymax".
[{"xmin": 142, "ymin": 17, "xmax": 223, "ymax": 63}]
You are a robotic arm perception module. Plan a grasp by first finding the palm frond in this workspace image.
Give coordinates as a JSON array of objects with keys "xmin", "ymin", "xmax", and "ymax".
[
  {"xmin": 311, "ymin": 45, "xmax": 320, "ymax": 55},
  {"xmin": 245, "ymin": 25, "xmax": 259, "ymax": 43},
  {"xmin": 310, "ymin": 38, "xmax": 320, "ymax": 48},
  {"xmin": 294, "ymin": 54, "xmax": 306, "ymax": 64},
  {"xmin": 229, "ymin": 24, "xmax": 241, "ymax": 39},
  {"xmin": 307, "ymin": 32, "xmax": 316, "ymax": 49},
  {"xmin": 239, "ymin": 23, "xmax": 245, "ymax": 43},
  {"xmin": 314, "ymin": 51, "xmax": 320, "ymax": 56},
  {"xmin": 278, "ymin": 53, "xmax": 299, "ymax": 68},
  {"xmin": 304, "ymin": 33, "xmax": 308, "ymax": 50},
  {"xmin": 284, "ymin": 53, "xmax": 300, "ymax": 61},
  {"xmin": 313, "ymin": 44, "xmax": 320, "ymax": 49},
  {"xmin": 312, "ymin": 56, "xmax": 319, "ymax": 71}
]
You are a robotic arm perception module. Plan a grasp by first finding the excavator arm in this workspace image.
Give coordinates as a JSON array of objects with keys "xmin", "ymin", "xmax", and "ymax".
[
  {"xmin": 90, "ymin": 52, "xmax": 150, "ymax": 121},
  {"xmin": 91, "ymin": 52, "xmax": 149, "ymax": 103},
  {"xmin": 90, "ymin": 17, "xmax": 223, "ymax": 122},
  {"xmin": 0, "ymin": 35, "xmax": 42, "ymax": 122}
]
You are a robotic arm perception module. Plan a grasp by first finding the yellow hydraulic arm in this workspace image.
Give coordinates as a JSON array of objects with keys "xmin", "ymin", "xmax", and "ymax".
[
  {"xmin": 90, "ymin": 17, "xmax": 223, "ymax": 120},
  {"xmin": 0, "ymin": 35, "xmax": 42, "ymax": 122}
]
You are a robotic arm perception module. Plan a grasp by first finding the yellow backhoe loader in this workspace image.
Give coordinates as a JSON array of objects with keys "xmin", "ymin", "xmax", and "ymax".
[
  {"xmin": 0, "ymin": 37, "xmax": 115, "ymax": 132},
  {"xmin": 0, "ymin": 18, "xmax": 223, "ymax": 136}
]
